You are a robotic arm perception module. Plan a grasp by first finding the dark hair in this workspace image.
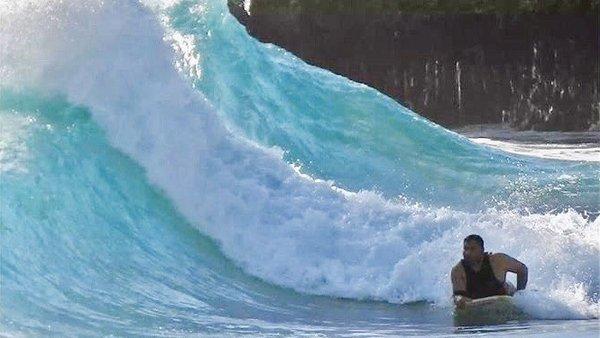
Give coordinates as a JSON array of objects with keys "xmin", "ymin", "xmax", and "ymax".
[{"xmin": 464, "ymin": 234, "xmax": 484, "ymax": 250}]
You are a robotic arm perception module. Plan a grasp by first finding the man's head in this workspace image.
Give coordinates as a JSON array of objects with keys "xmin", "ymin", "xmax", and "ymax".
[{"xmin": 463, "ymin": 234, "xmax": 484, "ymax": 263}]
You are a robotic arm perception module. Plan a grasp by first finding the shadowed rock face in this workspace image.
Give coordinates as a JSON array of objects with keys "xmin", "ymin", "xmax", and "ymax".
[{"xmin": 228, "ymin": 0, "xmax": 599, "ymax": 131}]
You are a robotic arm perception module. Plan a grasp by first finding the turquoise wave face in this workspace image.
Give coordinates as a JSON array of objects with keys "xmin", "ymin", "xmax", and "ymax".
[
  {"xmin": 0, "ymin": 92, "xmax": 224, "ymax": 334},
  {"xmin": 171, "ymin": 0, "xmax": 600, "ymax": 214},
  {"xmin": 0, "ymin": 92, "xmax": 364, "ymax": 335},
  {"xmin": 0, "ymin": 92, "xmax": 465, "ymax": 336}
]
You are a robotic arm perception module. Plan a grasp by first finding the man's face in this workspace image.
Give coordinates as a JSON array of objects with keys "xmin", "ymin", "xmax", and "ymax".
[{"xmin": 463, "ymin": 240, "xmax": 483, "ymax": 263}]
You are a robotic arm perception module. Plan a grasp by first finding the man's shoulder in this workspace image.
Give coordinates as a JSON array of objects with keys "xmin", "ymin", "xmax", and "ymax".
[
  {"xmin": 488, "ymin": 252, "xmax": 512, "ymax": 269},
  {"xmin": 488, "ymin": 252, "xmax": 510, "ymax": 261},
  {"xmin": 451, "ymin": 261, "xmax": 464, "ymax": 274}
]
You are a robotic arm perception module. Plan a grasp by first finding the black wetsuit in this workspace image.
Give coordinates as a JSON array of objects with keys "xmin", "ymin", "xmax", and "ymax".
[{"xmin": 456, "ymin": 253, "xmax": 506, "ymax": 299}]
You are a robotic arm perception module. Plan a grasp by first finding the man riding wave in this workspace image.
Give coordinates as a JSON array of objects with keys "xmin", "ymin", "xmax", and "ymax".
[{"xmin": 451, "ymin": 234, "xmax": 528, "ymax": 308}]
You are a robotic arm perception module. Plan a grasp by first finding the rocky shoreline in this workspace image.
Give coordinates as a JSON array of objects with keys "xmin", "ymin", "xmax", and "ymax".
[{"xmin": 229, "ymin": 0, "xmax": 599, "ymax": 131}]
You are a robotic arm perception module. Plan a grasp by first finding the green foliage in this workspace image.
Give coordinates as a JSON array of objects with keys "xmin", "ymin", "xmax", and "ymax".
[{"xmin": 248, "ymin": 0, "xmax": 599, "ymax": 14}]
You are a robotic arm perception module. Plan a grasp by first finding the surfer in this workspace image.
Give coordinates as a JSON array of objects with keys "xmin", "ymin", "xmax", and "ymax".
[{"xmin": 451, "ymin": 234, "xmax": 528, "ymax": 309}]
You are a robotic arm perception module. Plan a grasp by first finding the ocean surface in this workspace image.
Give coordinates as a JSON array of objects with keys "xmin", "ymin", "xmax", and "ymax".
[{"xmin": 1, "ymin": 0, "xmax": 599, "ymax": 336}]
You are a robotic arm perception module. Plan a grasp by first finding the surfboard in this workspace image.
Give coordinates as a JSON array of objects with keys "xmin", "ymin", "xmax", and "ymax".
[
  {"xmin": 464, "ymin": 295, "xmax": 512, "ymax": 308},
  {"xmin": 454, "ymin": 295, "xmax": 527, "ymax": 326}
]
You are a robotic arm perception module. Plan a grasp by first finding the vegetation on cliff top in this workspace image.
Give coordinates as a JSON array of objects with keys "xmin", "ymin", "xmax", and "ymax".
[{"xmin": 244, "ymin": 0, "xmax": 598, "ymax": 14}]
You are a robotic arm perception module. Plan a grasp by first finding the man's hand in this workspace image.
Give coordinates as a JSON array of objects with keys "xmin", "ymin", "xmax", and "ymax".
[
  {"xmin": 453, "ymin": 295, "xmax": 471, "ymax": 309},
  {"xmin": 503, "ymin": 281, "xmax": 517, "ymax": 295}
]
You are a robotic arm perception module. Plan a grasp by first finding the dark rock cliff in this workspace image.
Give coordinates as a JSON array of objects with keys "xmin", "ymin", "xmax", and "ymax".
[{"xmin": 228, "ymin": 0, "xmax": 599, "ymax": 131}]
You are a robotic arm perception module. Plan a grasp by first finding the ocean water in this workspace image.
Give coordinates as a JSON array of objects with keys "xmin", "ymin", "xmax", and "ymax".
[{"xmin": 0, "ymin": 0, "xmax": 598, "ymax": 336}]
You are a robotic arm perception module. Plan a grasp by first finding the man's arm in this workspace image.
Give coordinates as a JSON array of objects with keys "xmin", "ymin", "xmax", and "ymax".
[
  {"xmin": 496, "ymin": 253, "xmax": 528, "ymax": 290},
  {"xmin": 451, "ymin": 264, "xmax": 470, "ymax": 307}
]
